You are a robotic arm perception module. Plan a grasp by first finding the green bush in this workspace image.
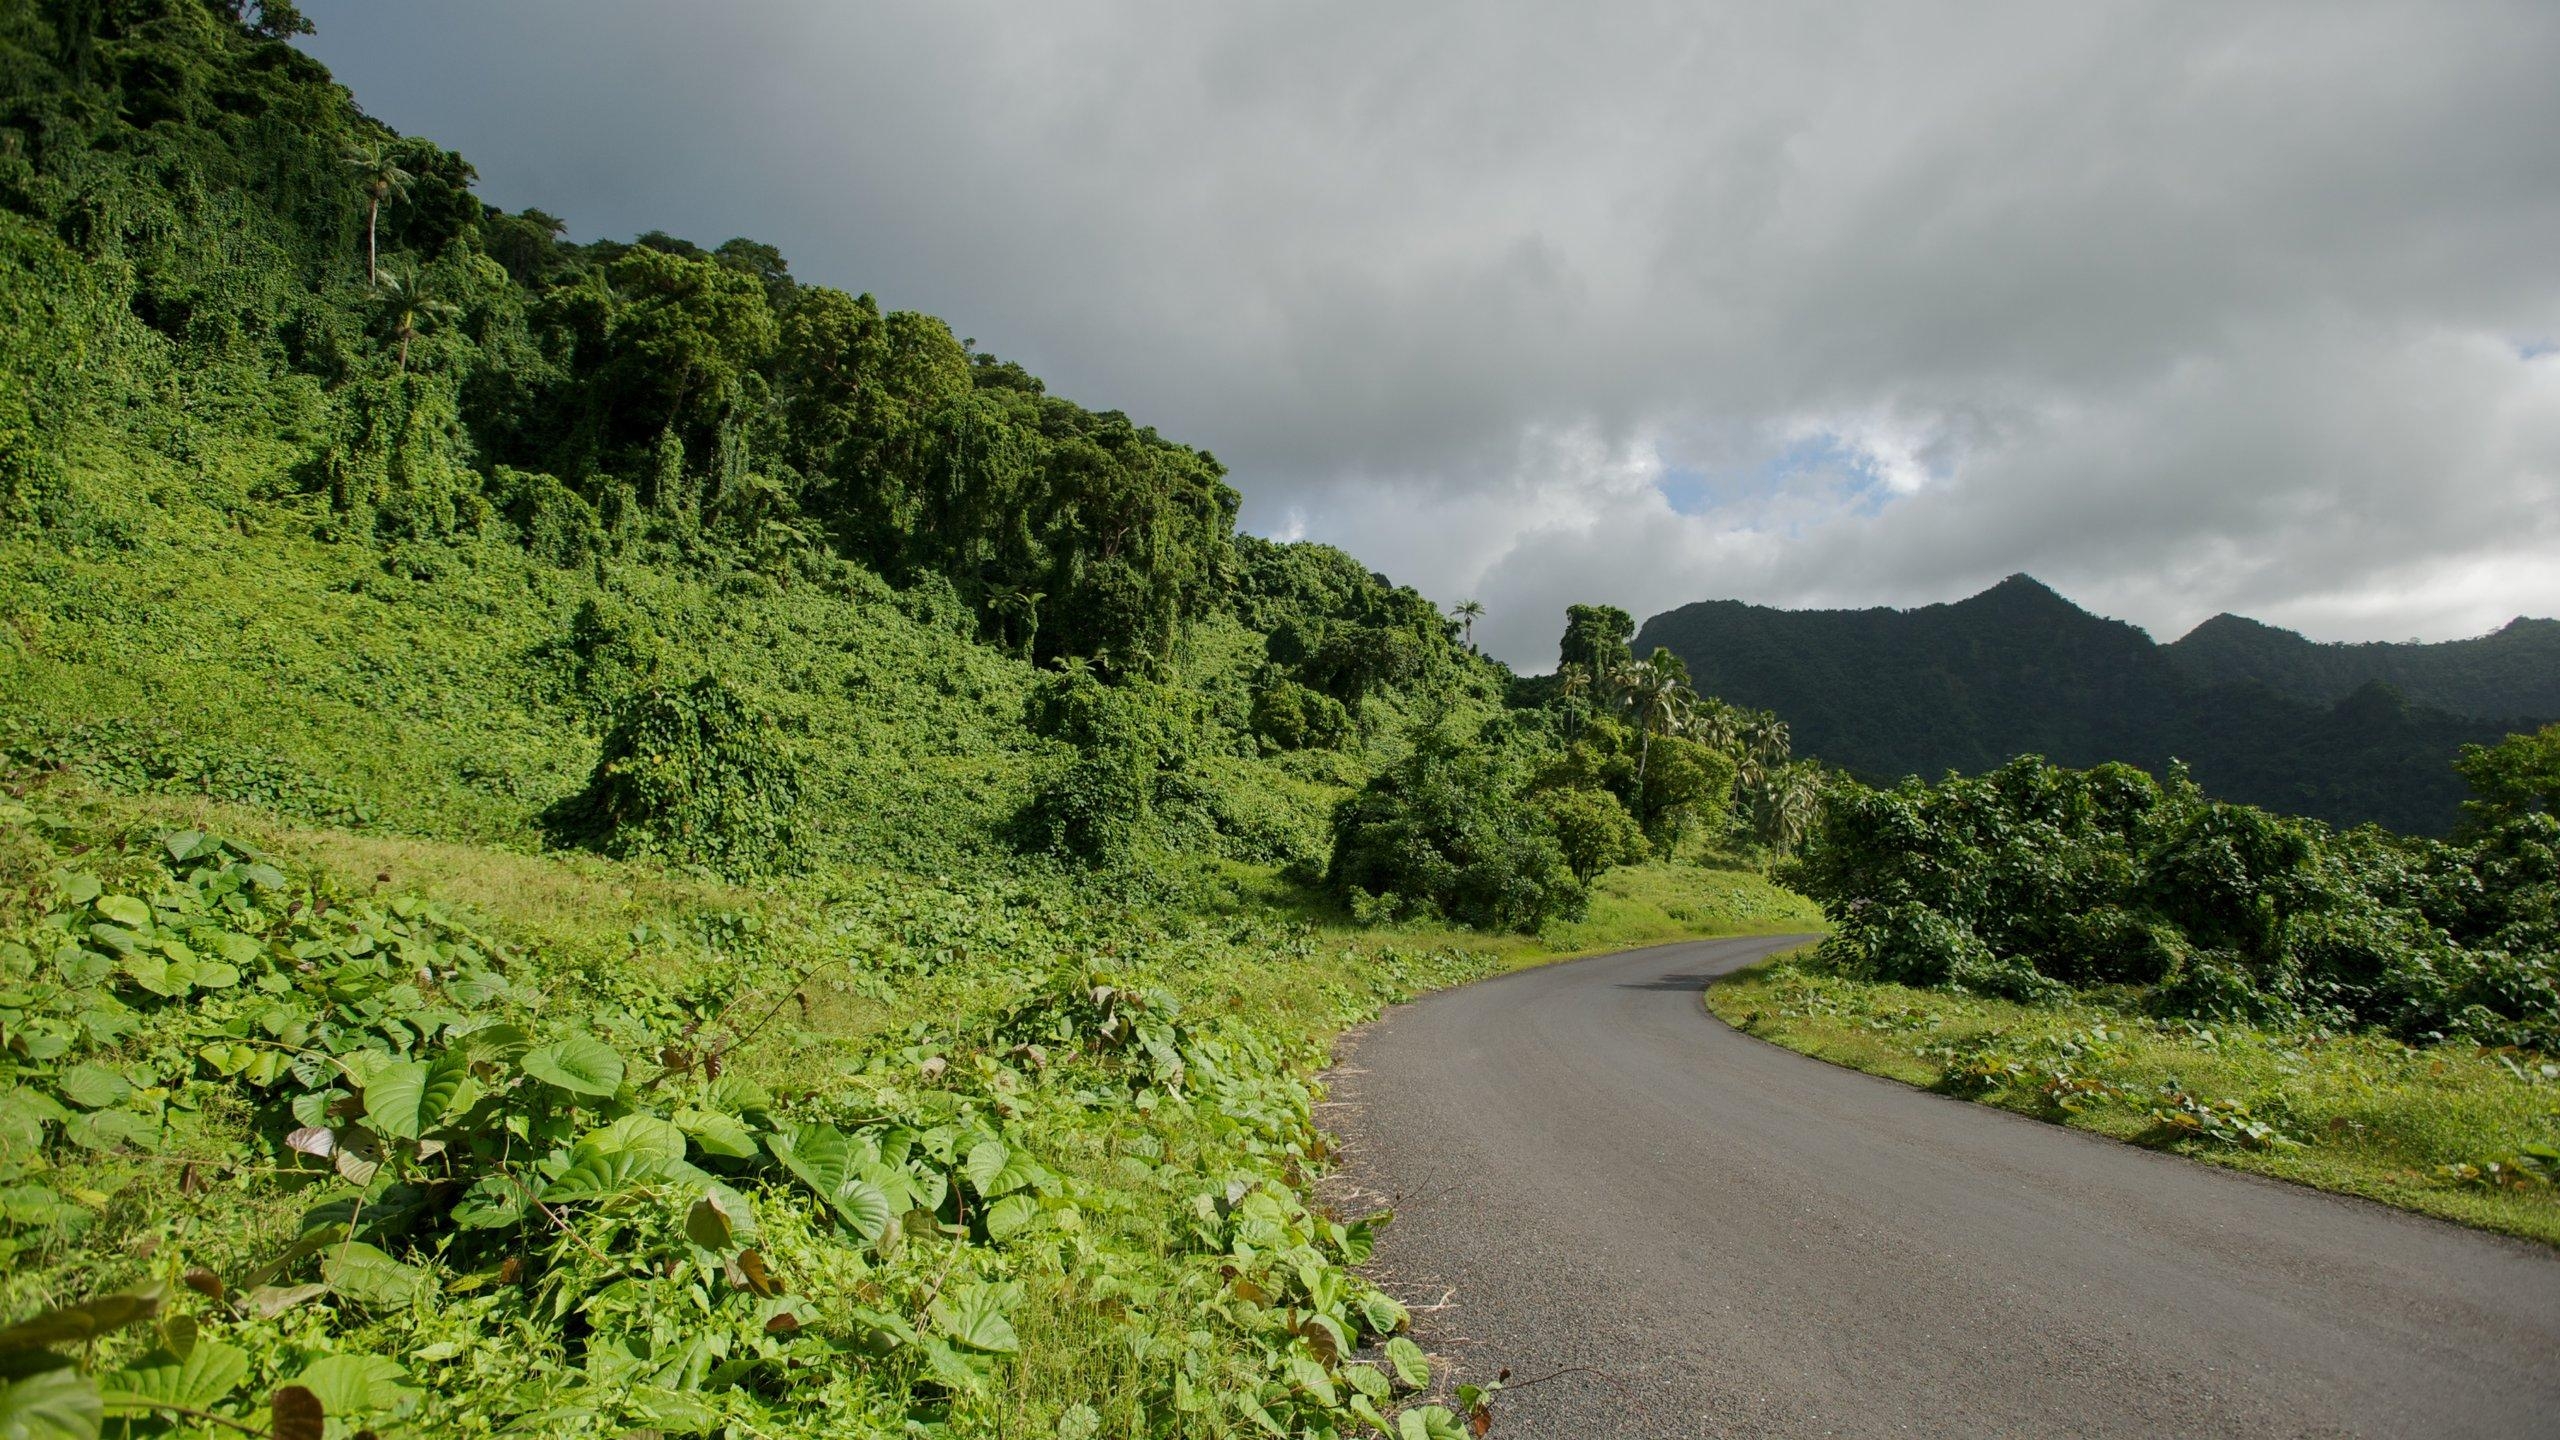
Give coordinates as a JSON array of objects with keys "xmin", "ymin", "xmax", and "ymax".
[
  {"xmin": 546, "ymin": 675, "xmax": 806, "ymax": 875},
  {"xmin": 1325, "ymin": 731, "xmax": 1582, "ymax": 932},
  {"xmin": 1790, "ymin": 750, "xmax": 2560, "ymax": 1046},
  {"xmin": 1249, "ymin": 679, "xmax": 1352, "ymax": 752}
]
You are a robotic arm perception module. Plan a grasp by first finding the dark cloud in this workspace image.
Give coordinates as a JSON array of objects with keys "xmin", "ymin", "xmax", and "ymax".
[{"xmin": 302, "ymin": 1, "xmax": 2560, "ymax": 668}]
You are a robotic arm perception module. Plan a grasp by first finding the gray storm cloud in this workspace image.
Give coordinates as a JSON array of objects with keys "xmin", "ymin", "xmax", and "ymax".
[{"xmin": 301, "ymin": 0, "xmax": 2560, "ymax": 669}]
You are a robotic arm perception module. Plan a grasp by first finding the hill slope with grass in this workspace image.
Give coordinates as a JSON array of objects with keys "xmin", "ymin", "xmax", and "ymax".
[{"xmin": 0, "ymin": 5, "xmax": 1818, "ymax": 1436}]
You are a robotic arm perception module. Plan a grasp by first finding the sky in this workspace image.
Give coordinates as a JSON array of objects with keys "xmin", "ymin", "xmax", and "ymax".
[{"xmin": 297, "ymin": 1, "xmax": 2560, "ymax": 670}]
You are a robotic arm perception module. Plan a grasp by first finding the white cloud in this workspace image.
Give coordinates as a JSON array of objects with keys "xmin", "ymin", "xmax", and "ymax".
[{"xmin": 301, "ymin": 0, "xmax": 2560, "ymax": 668}]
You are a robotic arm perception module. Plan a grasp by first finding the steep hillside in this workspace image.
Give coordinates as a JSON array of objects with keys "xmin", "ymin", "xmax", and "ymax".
[
  {"xmin": 1635, "ymin": 575, "xmax": 2534, "ymax": 834},
  {"xmin": 2166, "ymin": 612, "xmax": 2560, "ymax": 720},
  {"xmin": 0, "ymin": 8, "xmax": 1820, "ymax": 1437}
]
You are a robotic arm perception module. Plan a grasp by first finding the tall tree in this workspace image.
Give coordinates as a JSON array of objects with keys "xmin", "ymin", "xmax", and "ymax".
[
  {"xmin": 1624, "ymin": 646, "xmax": 1696, "ymax": 798},
  {"xmin": 1452, "ymin": 598, "xmax": 1485, "ymax": 651},
  {"xmin": 343, "ymin": 139, "xmax": 412, "ymax": 285}
]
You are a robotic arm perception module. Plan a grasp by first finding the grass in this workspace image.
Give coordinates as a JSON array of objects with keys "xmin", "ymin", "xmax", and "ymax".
[
  {"xmin": 1708, "ymin": 951, "xmax": 2560, "ymax": 1246},
  {"xmin": 2, "ymin": 775, "xmax": 1817, "ymax": 1436}
]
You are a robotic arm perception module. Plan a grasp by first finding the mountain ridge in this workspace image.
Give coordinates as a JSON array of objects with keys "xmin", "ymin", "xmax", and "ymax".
[{"xmin": 1634, "ymin": 576, "xmax": 2553, "ymax": 833}]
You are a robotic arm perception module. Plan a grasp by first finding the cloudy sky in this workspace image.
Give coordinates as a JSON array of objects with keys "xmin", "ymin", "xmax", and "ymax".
[{"xmin": 299, "ymin": 1, "xmax": 2560, "ymax": 669}]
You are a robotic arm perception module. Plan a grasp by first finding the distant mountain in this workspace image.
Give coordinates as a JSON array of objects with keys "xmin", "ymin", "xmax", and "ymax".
[
  {"xmin": 1633, "ymin": 576, "xmax": 2551, "ymax": 835},
  {"xmin": 2164, "ymin": 612, "xmax": 2560, "ymax": 720}
]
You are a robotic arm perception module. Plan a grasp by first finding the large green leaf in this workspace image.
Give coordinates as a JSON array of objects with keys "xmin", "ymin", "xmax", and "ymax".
[
  {"xmin": 540, "ymin": 1145, "xmax": 675, "ymax": 1203},
  {"xmin": 1382, "ymin": 1336, "xmax": 1431, "ymax": 1390},
  {"xmin": 0, "ymin": 1369, "xmax": 102, "ymax": 1440},
  {"xmin": 1396, "ymin": 1406, "xmax": 1467, "ymax": 1440},
  {"xmin": 98, "ymin": 1340, "xmax": 249, "ymax": 1414},
  {"xmin": 984, "ymin": 1193, "xmax": 1039, "ymax": 1242},
  {"xmin": 671, "ymin": 1107, "xmax": 759, "ymax": 1159},
  {"xmin": 290, "ymin": 1354, "xmax": 409, "ymax": 1418},
  {"xmin": 450, "ymin": 1175, "xmax": 530, "ymax": 1230},
  {"xmin": 962, "ymin": 1139, "xmax": 1008, "ymax": 1194},
  {"xmin": 931, "ymin": 1281, "xmax": 1020, "ymax": 1353},
  {"xmin": 361, "ymin": 1052, "xmax": 473, "ymax": 1140},
  {"xmin": 582, "ymin": 1114, "xmax": 688, "ymax": 1165},
  {"xmin": 766, "ymin": 1124, "xmax": 894, "ymax": 1240},
  {"xmin": 319, "ymin": 1242, "xmax": 430, "ymax": 1307},
  {"xmin": 520, "ymin": 1035, "xmax": 624, "ymax": 1098},
  {"xmin": 52, "ymin": 1065, "xmax": 129, "ymax": 1112},
  {"xmin": 92, "ymin": 896, "xmax": 149, "ymax": 929}
]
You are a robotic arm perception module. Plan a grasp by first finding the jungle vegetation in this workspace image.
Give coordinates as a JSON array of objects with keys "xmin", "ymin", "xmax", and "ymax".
[{"xmin": 0, "ymin": 4, "xmax": 1822, "ymax": 1436}]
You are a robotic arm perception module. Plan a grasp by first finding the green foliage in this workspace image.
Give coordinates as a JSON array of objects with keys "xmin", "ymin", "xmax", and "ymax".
[
  {"xmin": 1248, "ymin": 680, "xmax": 1351, "ymax": 753},
  {"xmin": 1533, "ymin": 785, "xmax": 1648, "ymax": 883},
  {"xmin": 0, "ymin": 791, "xmax": 1547, "ymax": 1438},
  {"xmin": 2456, "ymin": 722, "xmax": 2560, "ymax": 829},
  {"xmin": 548, "ymin": 675, "xmax": 807, "ymax": 876},
  {"xmin": 1325, "ymin": 727, "xmax": 1584, "ymax": 932},
  {"xmin": 1790, "ymin": 755, "xmax": 2560, "ymax": 1048}
]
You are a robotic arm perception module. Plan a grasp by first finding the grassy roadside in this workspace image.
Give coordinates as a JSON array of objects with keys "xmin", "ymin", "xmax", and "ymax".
[
  {"xmin": 1707, "ymin": 951, "xmax": 2560, "ymax": 1246},
  {"xmin": 2, "ymin": 779, "xmax": 1813, "ymax": 1437}
]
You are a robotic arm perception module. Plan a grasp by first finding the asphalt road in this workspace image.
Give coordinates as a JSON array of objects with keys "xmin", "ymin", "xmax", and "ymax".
[{"xmin": 1324, "ymin": 935, "xmax": 2560, "ymax": 1438}]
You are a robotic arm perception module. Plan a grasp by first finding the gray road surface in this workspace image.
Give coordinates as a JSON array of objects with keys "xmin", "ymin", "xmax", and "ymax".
[{"xmin": 1324, "ymin": 935, "xmax": 2560, "ymax": 1438}]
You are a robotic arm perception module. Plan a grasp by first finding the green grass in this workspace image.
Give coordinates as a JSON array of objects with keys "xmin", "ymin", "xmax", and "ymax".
[
  {"xmin": 1708, "ymin": 952, "xmax": 2560, "ymax": 1245},
  {"xmin": 1, "ymin": 773, "xmax": 1814, "ymax": 1437}
]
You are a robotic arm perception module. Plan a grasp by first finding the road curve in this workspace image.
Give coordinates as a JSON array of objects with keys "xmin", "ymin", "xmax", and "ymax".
[{"xmin": 1324, "ymin": 935, "xmax": 2560, "ymax": 1438}]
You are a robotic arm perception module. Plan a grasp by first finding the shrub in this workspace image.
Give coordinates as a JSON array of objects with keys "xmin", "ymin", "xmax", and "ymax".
[
  {"xmin": 1325, "ymin": 733, "xmax": 1582, "ymax": 932},
  {"xmin": 1534, "ymin": 785, "xmax": 1649, "ymax": 883},
  {"xmin": 546, "ymin": 675, "xmax": 806, "ymax": 875},
  {"xmin": 1249, "ymin": 680, "xmax": 1351, "ymax": 753}
]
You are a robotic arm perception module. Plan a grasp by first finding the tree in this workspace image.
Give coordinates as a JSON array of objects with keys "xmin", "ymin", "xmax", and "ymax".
[
  {"xmin": 1559, "ymin": 603, "xmax": 1634, "ymax": 678},
  {"xmin": 2455, "ymin": 721, "xmax": 2560, "ymax": 829},
  {"xmin": 1452, "ymin": 599, "xmax": 1485, "ymax": 651},
  {"xmin": 371, "ymin": 268, "xmax": 455, "ymax": 373},
  {"xmin": 1622, "ymin": 646, "xmax": 1696, "ymax": 798},
  {"xmin": 1537, "ymin": 786, "xmax": 1649, "ymax": 882},
  {"xmin": 343, "ymin": 139, "xmax": 412, "ymax": 285}
]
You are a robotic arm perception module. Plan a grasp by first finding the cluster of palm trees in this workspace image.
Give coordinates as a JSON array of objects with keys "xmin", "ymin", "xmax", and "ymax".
[{"xmin": 1548, "ymin": 640, "xmax": 1826, "ymax": 859}]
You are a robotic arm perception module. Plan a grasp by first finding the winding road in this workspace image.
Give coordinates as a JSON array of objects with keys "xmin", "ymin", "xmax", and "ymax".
[{"xmin": 1325, "ymin": 935, "xmax": 2560, "ymax": 1438}]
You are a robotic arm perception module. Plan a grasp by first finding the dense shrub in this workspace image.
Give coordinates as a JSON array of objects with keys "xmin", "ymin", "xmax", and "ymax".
[
  {"xmin": 1790, "ymin": 748, "xmax": 2560, "ymax": 1047},
  {"xmin": 547, "ymin": 675, "xmax": 806, "ymax": 874},
  {"xmin": 1325, "ymin": 731, "xmax": 1582, "ymax": 932},
  {"xmin": 1249, "ymin": 679, "xmax": 1352, "ymax": 752}
]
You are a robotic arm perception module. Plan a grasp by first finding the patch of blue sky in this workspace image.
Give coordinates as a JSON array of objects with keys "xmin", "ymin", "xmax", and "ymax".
[
  {"xmin": 1653, "ymin": 431, "xmax": 1908, "ymax": 523},
  {"xmin": 2521, "ymin": 338, "xmax": 2556, "ymax": 361}
]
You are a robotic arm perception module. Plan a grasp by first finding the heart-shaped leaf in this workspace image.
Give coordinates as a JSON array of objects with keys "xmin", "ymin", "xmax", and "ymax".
[
  {"xmin": 931, "ymin": 1281, "xmax": 1020, "ymax": 1353},
  {"xmin": 520, "ymin": 1035, "xmax": 624, "ymax": 1098},
  {"xmin": 99, "ymin": 1339, "xmax": 250, "ymax": 1413}
]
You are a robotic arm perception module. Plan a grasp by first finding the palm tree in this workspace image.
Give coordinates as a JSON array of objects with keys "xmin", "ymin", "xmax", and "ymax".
[
  {"xmin": 1451, "ymin": 599, "xmax": 1485, "ymax": 651},
  {"xmin": 344, "ymin": 140, "xmax": 412, "ymax": 284},
  {"xmin": 372, "ymin": 270, "xmax": 455, "ymax": 372},
  {"xmin": 1624, "ymin": 647, "xmax": 1697, "ymax": 799}
]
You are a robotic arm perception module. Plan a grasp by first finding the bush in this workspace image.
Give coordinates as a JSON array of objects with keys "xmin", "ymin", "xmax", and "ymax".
[
  {"xmin": 546, "ymin": 675, "xmax": 806, "ymax": 875},
  {"xmin": 1325, "ymin": 733, "xmax": 1582, "ymax": 932},
  {"xmin": 1791, "ymin": 752, "xmax": 2560, "ymax": 1044},
  {"xmin": 1534, "ymin": 784, "xmax": 1649, "ymax": 882},
  {"xmin": 1831, "ymin": 902, "xmax": 2065, "ymax": 1003},
  {"xmin": 1248, "ymin": 680, "xmax": 1351, "ymax": 752}
]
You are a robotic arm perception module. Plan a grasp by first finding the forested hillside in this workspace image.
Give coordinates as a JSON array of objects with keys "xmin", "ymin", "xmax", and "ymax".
[
  {"xmin": 0, "ymin": 5, "xmax": 1819, "ymax": 1436},
  {"xmin": 1636, "ymin": 574, "xmax": 2545, "ymax": 834},
  {"xmin": 2165, "ymin": 612, "xmax": 2560, "ymax": 720}
]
